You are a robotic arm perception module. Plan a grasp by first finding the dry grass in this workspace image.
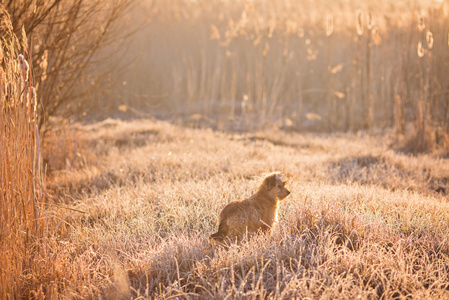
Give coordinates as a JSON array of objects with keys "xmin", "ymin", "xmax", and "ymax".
[
  {"xmin": 33, "ymin": 118, "xmax": 449, "ymax": 298},
  {"xmin": 4, "ymin": 0, "xmax": 449, "ymax": 298}
]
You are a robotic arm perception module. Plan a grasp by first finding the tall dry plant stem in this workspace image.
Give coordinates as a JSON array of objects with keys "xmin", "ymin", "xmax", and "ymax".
[
  {"xmin": 0, "ymin": 5, "xmax": 46, "ymax": 297},
  {"xmin": 115, "ymin": 0, "xmax": 449, "ymax": 150}
]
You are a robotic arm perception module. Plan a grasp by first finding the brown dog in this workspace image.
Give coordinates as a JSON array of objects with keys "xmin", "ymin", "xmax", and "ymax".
[{"xmin": 210, "ymin": 173, "xmax": 290, "ymax": 243}]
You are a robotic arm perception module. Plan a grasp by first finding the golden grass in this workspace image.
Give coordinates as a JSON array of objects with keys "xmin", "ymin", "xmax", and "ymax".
[
  {"xmin": 34, "ymin": 118, "xmax": 449, "ymax": 298},
  {"xmin": 4, "ymin": 0, "xmax": 449, "ymax": 297}
]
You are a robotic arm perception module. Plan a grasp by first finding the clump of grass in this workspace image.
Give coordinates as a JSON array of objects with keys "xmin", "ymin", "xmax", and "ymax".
[
  {"xmin": 403, "ymin": 104, "xmax": 434, "ymax": 154},
  {"xmin": 42, "ymin": 123, "xmax": 84, "ymax": 174}
]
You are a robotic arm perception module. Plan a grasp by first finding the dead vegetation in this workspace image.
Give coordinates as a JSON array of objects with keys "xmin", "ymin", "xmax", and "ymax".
[
  {"xmin": 0, "ymin": 7, "xmax": 46, "ymax": 298},
  {"xmin": 113, "ymin": 0, "xmax": 449, "ymax": 154},
  {"xmin": 4, "ymin": 0, "xmax": 136, "ymax": 128},
  {"xmin": 2, "ymin": 0, "xmax": 449, "ymax": 298},
  {"xmin": 33, "ymin": 119, "xmax": 449, "ymax": 299}
]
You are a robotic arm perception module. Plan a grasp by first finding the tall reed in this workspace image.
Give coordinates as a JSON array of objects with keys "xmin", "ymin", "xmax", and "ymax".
[
  {"xmin": 0, "ymin": 6, "xmax": 45, "ymax": 297},
  {"xmin": 109, "ymin": 0, "xmax": 449, "ymax": 148}
]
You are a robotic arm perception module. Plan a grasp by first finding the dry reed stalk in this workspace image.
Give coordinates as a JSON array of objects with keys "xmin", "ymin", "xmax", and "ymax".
[
  {"xmin": 0, "ymin": 5, "xmax": 46, "ymax": 297},
  {"xmin": 111, "ymin": 0, "xmax": 449, "ymax": 142},
  {"xmin": 394, "ymin": 95, "xmax": 404, "ymax": 135}
]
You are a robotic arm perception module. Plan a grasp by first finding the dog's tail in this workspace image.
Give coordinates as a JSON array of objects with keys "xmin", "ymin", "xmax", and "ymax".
[
  {"xmin": 209, "ymin": 232, "xmax": 224, "ymax": 241},
  {"xmin": 209, "ymin": 223, "xmax": 227, "ymax": 242}
]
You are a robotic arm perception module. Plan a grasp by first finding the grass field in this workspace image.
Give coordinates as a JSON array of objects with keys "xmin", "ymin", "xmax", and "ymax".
[
  {"xmin": 34, "ymin": 118, "xmax": 449, "ymax": 298},
  {"xmin": 2, "ymin": 0, "xmax": 449, "ymax": 298}
]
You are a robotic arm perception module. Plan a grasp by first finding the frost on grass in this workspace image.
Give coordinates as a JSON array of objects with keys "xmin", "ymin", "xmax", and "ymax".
[{"xmin": 37, "ymin": 119, "xmax": 449, "ymax": 298}]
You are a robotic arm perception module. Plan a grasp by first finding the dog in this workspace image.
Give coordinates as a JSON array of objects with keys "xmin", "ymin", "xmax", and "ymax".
[{"xmin": 210, "ymin": 172, "xmax": 290, "ymax": 244}]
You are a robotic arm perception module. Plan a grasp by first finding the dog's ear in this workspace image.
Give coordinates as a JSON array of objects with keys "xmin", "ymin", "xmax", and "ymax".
[{"xmin": 264, "ymin": 175, "xmax": 277, "ymax": 190}]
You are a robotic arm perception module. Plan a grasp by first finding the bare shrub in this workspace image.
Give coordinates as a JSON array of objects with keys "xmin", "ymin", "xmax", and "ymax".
[{"xmin": 4, "ymin": 0, "xmax": 137, "ymax": 128}]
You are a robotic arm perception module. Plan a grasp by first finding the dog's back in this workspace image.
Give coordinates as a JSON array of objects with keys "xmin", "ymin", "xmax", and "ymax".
[{"xmin": 210, "ymin": 199, "xmax": 261, "ymax": 242}]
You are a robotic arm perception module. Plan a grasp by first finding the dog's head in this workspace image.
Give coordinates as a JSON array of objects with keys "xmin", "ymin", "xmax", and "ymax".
[{"xmin": 261, "ymin": 173, "xmax": 291, "ymax": 200}]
